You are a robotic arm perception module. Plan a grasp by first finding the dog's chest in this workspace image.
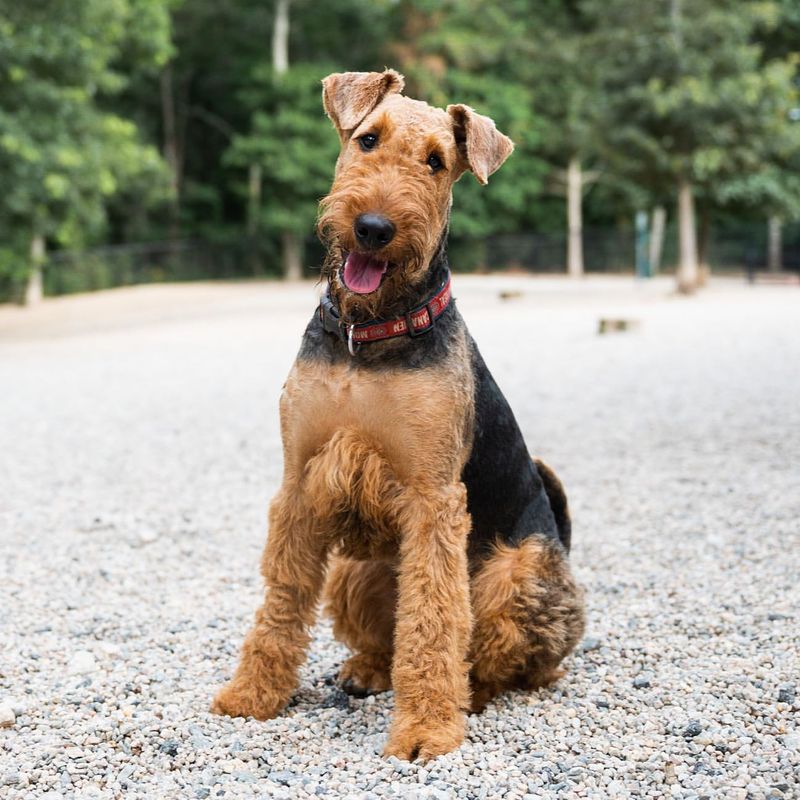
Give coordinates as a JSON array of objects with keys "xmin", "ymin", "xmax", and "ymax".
[{"xmin": 280, "ymin": 358, "xmax": 474, "ymax": 486}]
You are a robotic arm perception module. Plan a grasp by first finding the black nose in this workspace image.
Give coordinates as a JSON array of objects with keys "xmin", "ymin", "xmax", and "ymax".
[{"xmin": 354, "ymin": 213, "xmax": 395, "ymax": 249}]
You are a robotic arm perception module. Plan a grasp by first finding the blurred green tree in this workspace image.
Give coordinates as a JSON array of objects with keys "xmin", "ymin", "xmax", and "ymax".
[
  {"xmin": 226, "ymin": 64, "xmax": 340, "ymax": 278},
  {"xmin": 717, "ymin": 0, "xmax": 800, "ymax": 271},
  {"xmin": 517, "ymin": 0, "xmax": 603, "ymax": 278},
  {"xmin": 2, "ymin": 0, "xmax": 798, "ymax": 298},
  {"xmin": 389, "ymin": 1, "xmax": 550, "ymax": 268},
  {"xmin": 224, "ymin": 0, "xmax": 398, "ymax": 277},
  {"xmin": 0, "ymin": 0, "xmax": 172, "ymax": 303},
  {"xmin": 588, "ymin": 0, "xmax": 800, "ymax": 291}
]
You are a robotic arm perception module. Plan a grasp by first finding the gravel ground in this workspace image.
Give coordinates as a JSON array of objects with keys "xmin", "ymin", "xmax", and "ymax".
[{"xmin": 0, "ymin": 275, "xmax": 798, "ymax": 799}]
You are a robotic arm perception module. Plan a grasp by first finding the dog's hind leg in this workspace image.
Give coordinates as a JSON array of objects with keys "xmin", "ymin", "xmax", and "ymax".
[
  {"xmin": 468, "ymin": 536, "xmax": 585, "ymax": 713},
  {"xmin": 325, "ymin": 556, "xmax": 396, "ymax": 695}
]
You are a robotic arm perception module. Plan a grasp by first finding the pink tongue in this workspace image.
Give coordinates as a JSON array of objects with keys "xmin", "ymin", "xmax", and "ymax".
[{"xmin": 343, "ymin": 252, "xmax": 388, "ymax": 294}]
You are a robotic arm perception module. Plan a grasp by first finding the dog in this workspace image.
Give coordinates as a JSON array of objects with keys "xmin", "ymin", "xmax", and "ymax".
[{"xmin": 211, "ymin": 69, "xmax": 585, "ymax": 762}]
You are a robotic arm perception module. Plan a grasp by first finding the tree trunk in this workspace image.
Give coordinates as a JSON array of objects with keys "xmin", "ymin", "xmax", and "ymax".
[
  {"xmin": 697, "ymin": 205, "xmax": 710, "ymax": 287},
  {"xmin": 566, "ymin": 156, "xmax": 584, "ymax": 278},
  {"xmin": 272, "ymin": 0, "xmax": 297, "ymax": 279},
  {"xmin": 282, "ymin": 231, "xmax": 302, "ymax": 280},
  {"xmin": 24, "ymin": 233, "xmax": 45, "ymax": 306},
  {"xmin": 161, "ymin": 63, "xmax": 181, "ymax": 242},
  {"xmin": 649, "ymin": 205, "xmax": 666, "ymax": 274},
  {"xmin": 676, "ymin": 176, "xmax": 698, "ymax": 293},
  {"xmin": 670, "ymin": 0, "xmax": 683, "ymax": 48},
  {"xmin": 272, "ymin": 0, "xmax": 290, "ymax": 75},
  {"xmin": 247, "ymin": 163, "xmax": 263, "ymax": 275},
  {"xmin": 768, "ymin": 216, "xmax": 782, "ymax": 272}
]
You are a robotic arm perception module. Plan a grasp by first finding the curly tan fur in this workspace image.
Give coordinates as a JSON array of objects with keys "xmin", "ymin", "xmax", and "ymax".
[
  {"xmin": 323, "ymin": 535, "xmax": 586, "ymax": 716},
  {"xmin": 468, "ymin": 536, "xmax": 586, "ymax": 712},
  {"xmin": 212, "ymin": 69, "xmax": 584, "ymax": 763},
  {"xmin": 317, "ymin": 73, "xmax": 513, "ymax": 324},
  {"xmin": 211, "ymin": 484, "xmax": 329, "ymax": 720},
  {"xmin": 214, "ymin": 352, "xmax": 478, "ymax": 758},
  {"xmin": 325, "ymin": 554, "xmax": 395, "ymax": 694}
]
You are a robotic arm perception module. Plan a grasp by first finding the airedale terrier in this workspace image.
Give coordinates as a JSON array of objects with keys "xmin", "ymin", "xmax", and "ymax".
[{"xmin": 211, "ymin": 69, "xmax": 585, "ymax": 761}]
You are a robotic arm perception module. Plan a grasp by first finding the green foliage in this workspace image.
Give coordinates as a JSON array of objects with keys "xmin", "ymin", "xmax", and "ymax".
[
  {"xmin": 389, "ymin": 1, "xmax": 550, "ymax": 237},
  {"xmin": 719, "ymin": 0, "xmax": 800, "ymax": 220},
  {"xmin": 1, "ymin": 0, "xmax": 800, "ymax": 300},
  {"xmin": 0, "ymin": 0, "xmax": 171, "ymax": 297},
  {"xmin": 587, "ymin": 0, "xmax": 800, "ymax": 208},
  {"xmin": 446, "ymin": 75, "xmax": 547, "ymax": 239},
  {"xmin": 226, "ymin": 65, "xmax": 339, "ymax": 236}
]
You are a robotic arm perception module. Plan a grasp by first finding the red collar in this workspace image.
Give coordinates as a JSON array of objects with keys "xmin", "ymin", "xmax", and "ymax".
[{"xmin": 319, "ymin": 273, "xmax": 452, "ymax": 355}]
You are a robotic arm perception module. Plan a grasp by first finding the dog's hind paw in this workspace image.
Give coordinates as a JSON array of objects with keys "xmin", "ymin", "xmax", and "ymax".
[{"xmin": 338, "ymin": 652, "xmax": 392, "ymax": 696}]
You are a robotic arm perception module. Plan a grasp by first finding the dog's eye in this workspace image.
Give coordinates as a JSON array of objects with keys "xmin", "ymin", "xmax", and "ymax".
[
  {"xmin": 427, "ymin": 153, "xmax": 444, "ymax": 173},
  {"xmin": 359, "ymin": 134, "xmax": 378, "ymax": 152}
]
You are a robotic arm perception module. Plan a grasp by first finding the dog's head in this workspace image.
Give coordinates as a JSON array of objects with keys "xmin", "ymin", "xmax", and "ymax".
[{"xmin": 318, "ymin": 69, "xmax": 513, "ymax": 316}]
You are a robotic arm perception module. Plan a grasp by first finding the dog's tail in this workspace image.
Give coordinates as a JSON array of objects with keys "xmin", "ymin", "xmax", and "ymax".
[{"xmin": 534, "ymin": 458, "xmax": 572, "ymax": 553}]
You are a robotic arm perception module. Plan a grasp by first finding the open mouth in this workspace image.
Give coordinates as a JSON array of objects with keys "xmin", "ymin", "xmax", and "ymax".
[{"xmin": 341, "ymin": 251, "xmax": 389, "ymax": 295}]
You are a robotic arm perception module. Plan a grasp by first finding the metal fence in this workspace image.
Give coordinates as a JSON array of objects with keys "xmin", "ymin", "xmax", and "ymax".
[
  {"xmin": 468, "ymin": 223, "xmax": 800, "ymax": 274},
  {"xmin": 42, "ymin": 240, "xmax": 261, "ymax": 296},
  {"xmin": 455, "ymin": 229, "xmax": 637, "ymax": 273}
]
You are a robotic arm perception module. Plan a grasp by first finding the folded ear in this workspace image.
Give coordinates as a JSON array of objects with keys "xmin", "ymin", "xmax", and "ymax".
[
  {"xmin": 322, "ymin": 70, "xmax": 405, "ymax": 142},
  {"xmin": 447, "ymin": 104, "xmax": 514, "ymax": 185}
]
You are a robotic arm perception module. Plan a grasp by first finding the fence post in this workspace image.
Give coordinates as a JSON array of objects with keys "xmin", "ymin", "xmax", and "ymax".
[
  {"xmin": 767, "ymin": 216, "xmax": 782, "ymax": 272},
  {"xmin": 635, "ymin": 211, "xmax": 651, "ymax": 278}
]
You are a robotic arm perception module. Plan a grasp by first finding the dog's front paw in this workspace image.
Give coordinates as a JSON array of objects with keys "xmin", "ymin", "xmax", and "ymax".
[
  {"xmin": 210, "ymin": 679, "xmax": 287, "ymax": 721},
  {"xmin": 338, "ymin": 652, "xmax": 392, "ymax": 697},
  {"xmin": 383, "ymin": 715, "xmax": 465, "ymax": 762}
]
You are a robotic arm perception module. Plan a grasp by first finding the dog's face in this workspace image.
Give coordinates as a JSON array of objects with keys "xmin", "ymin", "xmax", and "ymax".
[{"xmin": 318, "ymin": 70, "xmax": 513, "ymax": 314}]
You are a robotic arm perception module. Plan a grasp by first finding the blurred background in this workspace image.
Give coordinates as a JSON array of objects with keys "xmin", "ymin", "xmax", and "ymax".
[{"xmin": 1, "ymin": 0, "xmax": 799, "ymax": 305}]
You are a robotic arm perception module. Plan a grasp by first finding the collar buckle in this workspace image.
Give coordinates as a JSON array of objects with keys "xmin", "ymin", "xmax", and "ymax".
[{"xmin": 346, "ymin": 323, "xmax": 360, "ymax": 356}]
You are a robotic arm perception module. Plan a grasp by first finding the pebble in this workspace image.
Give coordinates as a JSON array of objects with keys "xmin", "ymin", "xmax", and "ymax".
[
  {"xmin": 0, "ymin": 704, "xmax": 16, "ymax": 728},
  {"xmin": 137, "ymin": 527, "xmax": 160, "ymax": 545},
  {"xmin": 776, "ymin": 684, "xmax": 795, "ymax": 704},
  {"xmin": 160, "ymin": 740, "xmax": 180, "ymax": 756},
  {"xmin": 67, "ymin": 650, "xmax": 97, "ymax": 675},
  {"xmin": 682, "ymin": 721, "xmax": 704, "ymax": 739}
]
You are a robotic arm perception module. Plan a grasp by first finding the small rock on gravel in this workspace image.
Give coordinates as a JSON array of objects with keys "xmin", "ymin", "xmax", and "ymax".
[
  {"xmin": 159, "ymin": 740, "xmax": 180, "ymax": 756},
  {"xmin": 0, "ymin": 704, "xmax": 15, "ymax": 728},
  {"xmin": 682, "ymin": 720, "xmax": 704, "ymax": 738},
  {"xmin": 136, "ymin": 527, "xmax": 159, "ymax": 545},
  {"xmin": 777, "ymin": 684, "xmax": 795, "ymax": 704},
  {"xmin": 67, "ymin": 650, "xmax": 96, "ymax": 674}
]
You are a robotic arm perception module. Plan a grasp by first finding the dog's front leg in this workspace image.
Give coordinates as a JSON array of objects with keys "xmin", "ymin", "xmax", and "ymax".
[
  {"xmin": 384, "ymin": 483, "xmax": 472, "ymax": 761},
  {"xmin": 211, "ymin": 484, "xmax": 328, "ymax": 720}
]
